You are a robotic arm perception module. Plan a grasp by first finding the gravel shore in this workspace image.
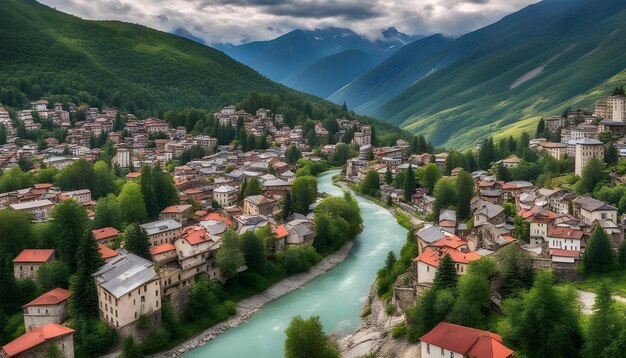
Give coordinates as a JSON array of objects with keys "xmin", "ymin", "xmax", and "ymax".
[{"xmin": 151, "ymin": 240, "xmax": 355, "ymax": 358}]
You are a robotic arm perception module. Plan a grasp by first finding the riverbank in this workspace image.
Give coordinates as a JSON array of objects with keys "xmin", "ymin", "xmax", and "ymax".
[
  {"xmin": 152, "ymin": 240, "xmax": 355, "ymax": 358},
  {"xmin": 339, "ymin": 283, "xmax": 420, "ymax": 358}
]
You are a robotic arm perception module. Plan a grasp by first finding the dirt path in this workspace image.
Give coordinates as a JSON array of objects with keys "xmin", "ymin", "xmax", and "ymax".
[{"xmin": 576, "ymin": 289, "xmax": 626, "ymax": 314}]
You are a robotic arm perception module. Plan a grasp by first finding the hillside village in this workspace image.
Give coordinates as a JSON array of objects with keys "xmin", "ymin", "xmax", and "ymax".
[{"xmin": 0, "ymin": 88, "xmax": 626, "ymax": 357}]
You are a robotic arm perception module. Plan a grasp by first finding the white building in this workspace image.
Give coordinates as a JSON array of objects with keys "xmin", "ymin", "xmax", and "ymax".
[
  {"xmin": 607, "ymin": 95, "xmax": 626, "ymax": 121},
  {"xmin": 420, "ymin": 322, "xmax": 514, "ymax": 358},
  {"xmin": 213, "ymin": 185, "xmax": 238, "ymax": 207},
  {"xmin": 94, "ymin": 253, "xmax": 161, "ymax": 330},
  {"xmin": 574, "ymin": 138, "xmax": 604, "ymax": 176}
]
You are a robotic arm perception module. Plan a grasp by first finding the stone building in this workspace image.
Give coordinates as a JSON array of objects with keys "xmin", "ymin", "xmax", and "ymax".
[
  {"xmin": 574, "ymin": 138, "xmax": 604, "ymax": 176},
  {"xmin": 1, "ymin": 323, "xmax": 75, "ymax": 358},
  {"xmin": 22, "ymin": 288, "xmax": 71, "ymax": 331},
  {"xmin": 13, "ymin": 249, "xmax": 56, "ymax": 280}
]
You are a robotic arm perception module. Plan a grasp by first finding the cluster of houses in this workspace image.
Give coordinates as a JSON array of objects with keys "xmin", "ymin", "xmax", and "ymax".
[{"xmin": 0, "ymin": 103, "xmax": 380, "ymax": 356}]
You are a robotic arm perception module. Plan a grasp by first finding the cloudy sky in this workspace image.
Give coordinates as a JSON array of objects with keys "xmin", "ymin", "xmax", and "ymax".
[{"xmin": 39, "ymin": 0, "xmax": 539, "ymax": 45}]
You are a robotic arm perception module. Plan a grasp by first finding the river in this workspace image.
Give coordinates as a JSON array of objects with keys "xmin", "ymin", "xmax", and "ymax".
[{"xmin": 183, "ymin": 170, "xmax": 407, "ymax": 358}]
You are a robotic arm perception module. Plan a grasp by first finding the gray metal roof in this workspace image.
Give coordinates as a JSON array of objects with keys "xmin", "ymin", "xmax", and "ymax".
[
  {"xmin": 93, "ymin": 253, "xmax": 157, "ymax": 298},
  {"xmin": 416, "ymin": 225, "xmax": 445, "ymax": 243},
  {"xmin": 140, "ymin": 219, "xmax": 181, "ymax": 235}
]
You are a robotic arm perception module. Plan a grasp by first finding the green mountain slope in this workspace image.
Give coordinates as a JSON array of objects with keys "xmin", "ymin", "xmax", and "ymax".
[
  {"xmin": 284, "ymin": 50, "xmax": 375, "ymax": 99},
  {"xmin": 327, "ymin": 34, "xmax": 453, "ymax": 112},
  {"xmin": 371, "ymin": 0, "xmax": 626, "ymax": 149},
  {"xmin": 0, "ymin": 0, "xmax": 326, "ymax": 116},
  {"xmin": 0, "ymin": 0, "xmax": 408, "ymax": 140}
]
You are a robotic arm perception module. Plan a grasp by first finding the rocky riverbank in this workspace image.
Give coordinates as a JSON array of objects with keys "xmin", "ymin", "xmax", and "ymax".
[
  {"xmin": 151, "ymin": 240, "xmax": 355, "ymax": 358},
  {"xmin": 339, "ymin": 283, "xmax": 420, "ymax": 358}
]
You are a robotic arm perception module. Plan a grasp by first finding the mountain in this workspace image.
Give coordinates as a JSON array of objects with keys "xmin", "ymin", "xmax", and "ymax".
[
  {"xmin": 221, "ymin": 27, "xmax": 422, "ymax": 97},
  {"xmin": 328, "ymin": 34, "xmax": 454, "ymax": 113},
  {"xmin": 0, "ymin": 0, "xmax": 407, "ymax": 139},
  {"xmin": 284, "ymin": 50, "xmax": 376, "ymax": 99},
  {"xmin": 332, "ymin": 0, "xmax": 626, "ymax": 149}
]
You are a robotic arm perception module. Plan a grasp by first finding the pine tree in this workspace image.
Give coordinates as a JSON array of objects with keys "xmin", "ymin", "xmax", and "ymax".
[
  {"xmin": 51, "ymin": 199, "xmax": 90, "ymax": 272},
  {"xmin": 536, "ymin": 118, "xmax": 545, "ymax": 137},
  {"xmin": 385, "ymin": 251, "xmax": 397, "ymax": 271},
  {"xmin": 384, "ymin": 167, "xmax": 393, "ymax": 185},
  {"xmin": 582, "ymin": 228, "xmax": 614, "ymax": 273},
  {"xmin": 70, "ymin": 234, "xmax": 102, "ymax": 319},
  {"xmin": 244, "ymin": 177, "xmax": 262, "ymax": 197},
  {"xmin": 279, "ymin": 191, "xmax": 294, "ymax": 221},
  {"xmin": 124, "ymin": 223, "xmax": 151, "ymax": 261},
  {"xmin": 582, "ymin": 281, "xmax": 622, "ymax": 358},
  {"xmin": 403, "ymin": 164, "xmax": 416, "ymax": 202},
  {"xmin": 432, "ymin": 253, "xmax": 458, "ymax": 290},
  {"xmin": 456, "ymin": 170, "xmax": 474, "ymax": 220},
  {"xmin": 605, "ymin": 143, "xmax": 618, "ymax": 166}
]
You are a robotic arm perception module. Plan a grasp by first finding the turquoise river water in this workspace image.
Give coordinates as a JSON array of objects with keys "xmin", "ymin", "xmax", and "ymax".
[{"xmin": 184, "ymin": 170, "xmax": 407, "ymax": 357}]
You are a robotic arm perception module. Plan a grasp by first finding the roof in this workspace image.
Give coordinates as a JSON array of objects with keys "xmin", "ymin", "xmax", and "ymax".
[
  {"xmin": 180, "ymin": 226, "xmax": 212, "ymax": 245},
  {"xmin": 575, "ymin": 138, "xmax": 603, "ymax": 146},
  {"xmin": 13, "ymin": 249, "xmax": 55, "ymax": 263},
  {"xmin": 160, "ymin": 204, "xmax": 192, "ymax": 214},
  {"xmin": 547, "ymin": 225, "xmax": 584, "ymax": 239},
  {"xmin": 414, "ymin": 247, "xmax": 481, "ymax": 267},
  {"xmin": 416, "ymin": 225, "xmax": 446, "ymax": 244},
  {"xmin": 9, "ymin": 199, "xmax": 54, "ymax": 210},
  {"xmin": 574, "ymin": 196, "xmax": 617, "ymax": 212},
  {"xmin": 93, "ymin": 253, "xmax": 158, "ymax": 298},
  {"xmin": 140, "ymin": 219, "xmax": 182, "ymax": 236},
  {"xmin": 23, "ymin": 288, "xmax": 71, "ymax": 307},
  {"xmin": 98, "ymin": 244, "xmax": 119, "ymax": 260},
  {"xmin": 2, "ymin": 323, "xmax": 75, "ymax": 357},
  {"xmin": 244, "ymin": 195, "xmax": 276, "ymax": 206},
  {"xmin": 91, "ymin": 227, "xmax": 120, "ymax": 241},
  {"xmin": 430, "ymin": 235, "xmax": 467, "ymax": 250},
  {"xmin": 420, "ymin": 322, "xmax": 513, "ymax": 358},
  {"xmin": 273, "ymin": 224, "xmax": 288, "ymax": 239},
  {"xmin": 149, "ymin": 243, "xmax": 176, "ymax": 255},
  {"xmin": 550, "ymin": 249, "xmax": 580, "ymax": 258},
  {"xmin": 202, "ymin": 212, "xmax": 233, "ymax": 226}
]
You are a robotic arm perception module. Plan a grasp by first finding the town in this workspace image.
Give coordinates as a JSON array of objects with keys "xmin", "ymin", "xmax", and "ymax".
[{"xmin": 1, "ymin": 87, "xmax": 626, "ymax": 358}]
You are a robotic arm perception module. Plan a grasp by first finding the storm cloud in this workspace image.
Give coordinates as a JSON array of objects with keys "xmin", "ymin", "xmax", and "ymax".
[{"xmin": 39, "ymin": 0, "xmax": 539, "ymax": 44}]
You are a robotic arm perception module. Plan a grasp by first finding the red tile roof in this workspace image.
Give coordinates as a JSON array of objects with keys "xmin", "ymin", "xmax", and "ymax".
[
  {"xmin": 180, "ymin": 226, "xmax": 211, "ymax": 245},
  {"xmin": 125, "ymin": 172, "xmax": 141, "ymax": 179},
  {"xmin": 547, "ymin": 226, "xmax": 583, "ymax": 240},
  {"xmin": 414, "ymin": 247, "xmax": 480, "ymax": 267},
  {"xmin": 91, "ymin": 227, "xmax": 120, "ymax": 241},
  {"xmin": 2, "ymin": 323, "xmax": 75, "ymax": 357},
  {"xmin": 273, "ymin": 224, "xmax": 289, "ymax": 239},
  {"xmin": 550, "ymin": 248, "xmax": 580, "ymax": 258},
  {"xmin": 202, "ymin": 212, "xmax": 233, "ymax": 226},
  {"xmin": 161, "ymin": 204, "xmax": 192, "ymax": 214},
  {"xmin": 430, "ymin": 235, "xmax": 467, "ymax": 250},
  {"xmin": 150, "ymin": 243, "xmax": 176, "ymax": 256},
  {"xmin": 13, "ymin": 249, "xmax": 55, "ymax": 263},
  {"xmin": 420, "ymin": 322, "xmax": 514, "ymax": 358},
  {"xmin": 23, "ymin": 288, "xmax": 71, "ymax": 307},
  {"xmin": 33, "ymin": 183, "xmax": 53, "ymax": 189},
  {"xmin": 98, "ymin": 244, "xmax": 119, "ymax": 260}
]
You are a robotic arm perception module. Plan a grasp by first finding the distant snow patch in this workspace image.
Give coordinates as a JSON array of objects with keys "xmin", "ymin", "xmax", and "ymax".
[{"xmin": 510, "ymin": 44, "xmax": 576, "ymax": 89}]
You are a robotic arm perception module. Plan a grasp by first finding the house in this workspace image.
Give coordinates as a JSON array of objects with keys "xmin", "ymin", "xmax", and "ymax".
[
  {"xmin": 243, "ymin": 195, "xmax": 276, "ymax": 216},
  {"xmin": 93, "ymin": 253, "xmax": 161, "ymax": 332},
  {"xmin": 546, "ymin": 225, "xmax": 583, "ymax": 252},
  {"xmin": 263, "ymin": 178, "xmax": 292, "ymax": 196},
  {"xmin": 140, "ymin": 219, "xmax": 182, "ymax": 246},
  {"xmin": 411, "ymin": 235, "xmax": 480, "ymax": 285},
  {"xmin": 574, "ymin": 138, "xmax": 604, "ymax": 176},
  {"xmin": 1, "ymin": 323, "xmax": 75, "ymax": 358},
  {"xmin": 159, "ymin": 204, "xmax": 193, "ymax": 225},
  {"xmin": 9, "ymin": 199, "xmax": 55, "ymax": 221},
  {"xmin": 472, "ymin": 200, "xmax": 505, "ymax": 227},
  {"xmin": 416, "ymin": 225, "xmax": 447, "ymax": 254},
  {"xmin": 273, "ymin": 224, "xmax": 289, "ymax": 252},
  {"xmin": 98, "ymin": 245, "xmax": 119, "ymax": 263},
  {"xmin": 213, "ymin": 185, "xmax": 239, "ymax": 207},
  {"xmin": 22, "ymin": 288, "xmax": 71, "ymax": 331},
  {"xmin": 284, "ymin": 219, "xmax": 316, "ymax": 246},
  {"xmin": 13, "ymin": 249, "xmax": 55, "ymax": 280},
  {"xmin": 572, "ymin": 196, "xmax": 618, "ymax": 225},
  {"xmin": 91, "ymin": 227, "xmax": 120, "ymax": 246},
  {"xmin": 420, "ymin": 322, "xmax": 514, "ymax": 358}
]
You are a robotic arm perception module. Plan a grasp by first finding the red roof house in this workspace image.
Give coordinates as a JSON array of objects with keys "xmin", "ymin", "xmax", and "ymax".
[
  {"xmin": 13, "ymin": 249, "xmax": 55, "ymax": 263},
  {"xmin": 2, "ymin": 323, "xmax": 75, "ymax": 357},
  {"xmin": 420, "ymin": 322, "xmax": 514, "ymax": 358},
  {"xmin": 98, "ymin": 244, "xmax": 119, "ymax": 261},
  {"xmin": 23, "ymin": 288, "xmax": 71, "ymax": 308}
]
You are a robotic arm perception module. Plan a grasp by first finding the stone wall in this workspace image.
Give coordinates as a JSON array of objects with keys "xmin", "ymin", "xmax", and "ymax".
[{"xmin": 116, "ymin": 309, "xmax": 162, "ymax": 342}]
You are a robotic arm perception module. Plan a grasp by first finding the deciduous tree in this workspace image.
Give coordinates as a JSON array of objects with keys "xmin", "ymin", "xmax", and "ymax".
[{"xmin": 284, "ymin": 316, "xmax": 340, "ymax": 358}]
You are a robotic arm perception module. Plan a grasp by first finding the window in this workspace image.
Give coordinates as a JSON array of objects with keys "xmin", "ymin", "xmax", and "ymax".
[
  {"xmin": 450, "ymin": 352, "xmax": 454, "ymax": 358},
  {"xmin": 426, "ymin": 344, "xmax": 430, "ymax": 354},
  {"xmin": 156, "ymin": 290, "xmax": 159, "ymax": 296},
  {"xmin": 441, "ymin": 348, "xmax": 445, "ymax": 355}
]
